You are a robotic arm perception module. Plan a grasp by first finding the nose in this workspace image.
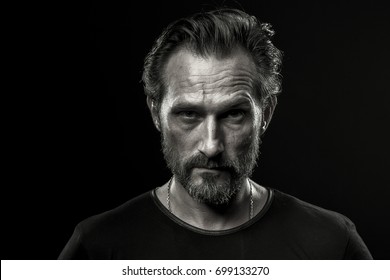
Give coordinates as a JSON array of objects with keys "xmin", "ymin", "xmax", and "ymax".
[{"xmin": 198, "ymin": 116, "xmax": 224, "ymax": 158}]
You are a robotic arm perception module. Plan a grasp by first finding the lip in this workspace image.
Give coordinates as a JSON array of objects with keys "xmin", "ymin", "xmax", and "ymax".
[{"xmin": 193, "ymin": 167, "xmax": 225, "ymax": 173}]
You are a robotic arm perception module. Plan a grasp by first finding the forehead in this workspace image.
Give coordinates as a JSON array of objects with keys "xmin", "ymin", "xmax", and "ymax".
[{"xmin": 163, "ymin": 48, "xmax": 258, "ymax": 106}]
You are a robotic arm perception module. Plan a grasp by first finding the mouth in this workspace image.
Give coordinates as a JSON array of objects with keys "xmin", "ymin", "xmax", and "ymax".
[{"xmin": 193, "ymin": 167, "xmax": 228, "ymax": 173}]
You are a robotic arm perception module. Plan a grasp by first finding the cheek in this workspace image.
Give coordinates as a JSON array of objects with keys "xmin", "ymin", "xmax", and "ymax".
[
  {"xmin": 225, "ymin": 125, "xmax": 255, "ymax": 153},
  {"xmin": 163, "ymin": 119, "xmax": 195, "ymax": 153}
]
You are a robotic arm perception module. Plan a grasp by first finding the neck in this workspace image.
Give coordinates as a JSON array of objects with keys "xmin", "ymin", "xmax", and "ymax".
[{"xmin": 168, "ymin": 176, "xmax": 253, "ymax": 231}]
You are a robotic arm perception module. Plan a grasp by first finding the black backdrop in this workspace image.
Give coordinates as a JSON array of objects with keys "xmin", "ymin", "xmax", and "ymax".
[{"xmin": 3, "ymin": 1, "xmax": 390, "ymax": 259}]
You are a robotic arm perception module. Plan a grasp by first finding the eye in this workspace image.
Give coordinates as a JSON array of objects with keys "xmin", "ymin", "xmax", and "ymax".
[
  {"xmin": 223, "ymin": 109, "xmax": 246, "ymax": 121},
  {"xmin": 175, "ymin": 111, "xmax": 201, "ymax": 123},
  {"xmin": 178, "ymin": 111, "xmax": 198, "ymax": 118}
]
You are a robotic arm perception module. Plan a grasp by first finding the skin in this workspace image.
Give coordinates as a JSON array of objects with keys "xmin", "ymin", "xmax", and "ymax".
[{"xmin": 149, "ymin": 47, "xmax": 273, "ymax": 230}]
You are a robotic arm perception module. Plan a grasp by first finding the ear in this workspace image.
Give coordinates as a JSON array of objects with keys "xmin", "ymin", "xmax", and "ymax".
[
  {"xmin": 261, "ymin": 96, "xmax": 277, "ymax": 136},
  {"xmin": 146, "ymin": 96, "xmax": 161, "ymax": 132}
]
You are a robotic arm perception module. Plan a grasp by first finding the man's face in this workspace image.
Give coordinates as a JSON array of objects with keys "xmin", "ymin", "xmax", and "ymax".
[{"xmin": 159, "ymin": 48, "xmax": 263, "ymax": 205}]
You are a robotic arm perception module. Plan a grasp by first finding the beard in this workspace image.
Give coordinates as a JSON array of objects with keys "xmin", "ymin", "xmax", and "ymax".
[{"xmin": 161, "ymin": 131, "xmax": 261, "ymax": 206}]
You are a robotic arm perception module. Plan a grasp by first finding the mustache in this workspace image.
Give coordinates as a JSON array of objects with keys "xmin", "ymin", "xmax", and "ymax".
[{"xmin": 183, "ymin": 153, "xmax": 239, "ymax": 172}]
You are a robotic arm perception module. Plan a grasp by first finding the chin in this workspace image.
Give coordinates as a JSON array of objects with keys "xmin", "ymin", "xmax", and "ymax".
[
  {"xmin": 191, "ymin": 172, "xmax": 229, "ymax": 186},
  {"xmin": 185, "ymin": 173, "xmax": 238, "ymax": 205}
]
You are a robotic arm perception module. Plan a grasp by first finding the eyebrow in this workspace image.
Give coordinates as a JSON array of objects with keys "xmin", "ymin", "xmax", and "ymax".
[{"xmin": 171, "ymin": 97, "xmax": 253, "ymax": 111}]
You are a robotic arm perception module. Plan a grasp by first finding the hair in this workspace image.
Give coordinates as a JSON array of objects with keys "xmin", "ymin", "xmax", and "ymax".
[{"xmin": 142, "ymin": 8, "xmax": 283, "ymax": 110}]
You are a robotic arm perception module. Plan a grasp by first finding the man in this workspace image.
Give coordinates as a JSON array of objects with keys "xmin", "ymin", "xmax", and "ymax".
[{"xmin": 59, "ymin": 8, "xmax": 372, "ymax": 259}]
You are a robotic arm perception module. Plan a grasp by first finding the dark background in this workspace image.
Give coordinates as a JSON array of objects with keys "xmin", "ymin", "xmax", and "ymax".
[{"xmin": 3, "ymin": 1, "xmax": 389, "ymax": 259}]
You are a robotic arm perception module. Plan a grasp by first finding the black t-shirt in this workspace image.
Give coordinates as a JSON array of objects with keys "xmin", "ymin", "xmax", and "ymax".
[{"xmin": 58, "ymin": 188, "xmax": 372, "ymax": 259}]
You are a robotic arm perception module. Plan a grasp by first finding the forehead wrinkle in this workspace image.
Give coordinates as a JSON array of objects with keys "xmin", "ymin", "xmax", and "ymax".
[
  {"xmin": 171, "ymin": 91, "xmax": 255, "ymax": 110},
  {"xmin": 184, "ymin": 67, "xmax": 255, "ymax": 80},
  {"xmin": 164, "ymin": 48, "xmax": 259, "ymax": 106},
  {"xmin": 177, "ymin": 70, "xmax": 256, "ymax": 95}
]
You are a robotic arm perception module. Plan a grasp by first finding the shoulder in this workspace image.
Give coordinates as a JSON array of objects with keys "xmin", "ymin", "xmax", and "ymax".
[
  {"xmin": 267, "ymin": 189, "xmax": 357, "ymax": 252},
  {"xmin": 76, "ymin": 190, "xmax": 155, "ymax": 237},
  {"xmin": 270, "ymin": 189, "xmax": 354, "ymax": 229},
  {"xmin": 268, "ymin": 189, "xmax": 372, "ymax": 259},
  {"xmin": 59, "ymin": 190, "xmax": 160, "ymax": 259}
]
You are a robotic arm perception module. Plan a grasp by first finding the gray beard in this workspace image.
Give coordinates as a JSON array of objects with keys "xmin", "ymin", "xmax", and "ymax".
[
  {"xmin": 161, "ymin": 132, "xmax": 261, "ymax": 205},
  {"xmin": 184, "ymin": 172, "xmax": 243, "ymax": 205}
]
